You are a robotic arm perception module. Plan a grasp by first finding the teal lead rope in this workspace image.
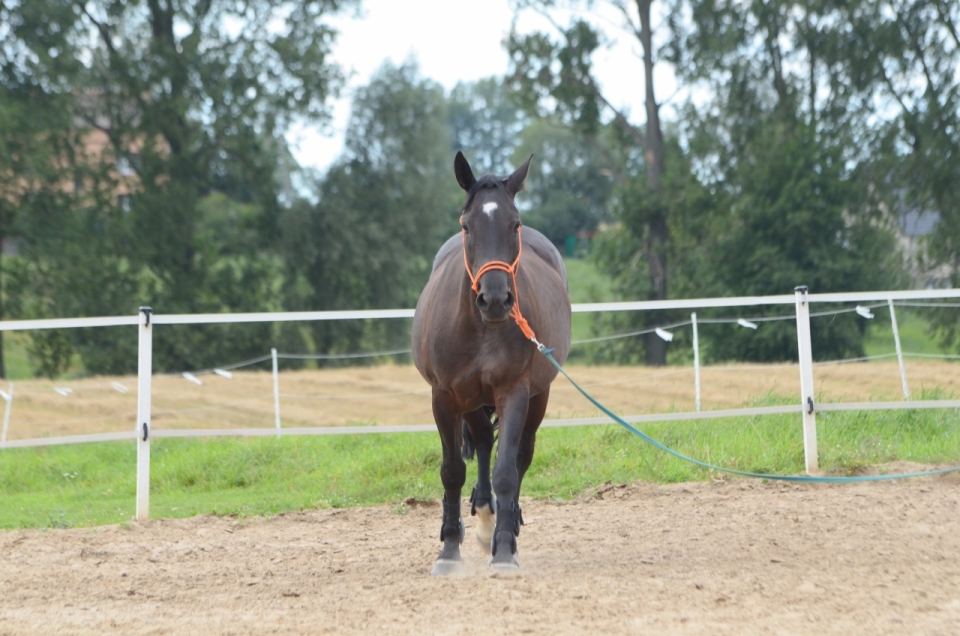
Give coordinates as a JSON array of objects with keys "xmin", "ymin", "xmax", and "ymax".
[{"xmin": 538, "ymin": 347, "xmax": 960, "ymax": 483}]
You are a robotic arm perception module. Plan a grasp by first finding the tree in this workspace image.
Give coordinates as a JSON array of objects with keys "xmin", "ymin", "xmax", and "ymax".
[
  {"xmin": 279, "ymin": 62, "xmax": 460, "ymax": 359},
  {"xmin": 0, "ymin": 0, "xmax": 354, "ymax": 373},
  {"xmin": 0, "ymin": 5, "xmax": 86, "ymax": 377},
  {"xmin": 588, "ymin": 131, "xmax": 719, "ymax": 364},
  {"xmin": 702, "ymin": 122, "xmax": 902, "ymax": 362},
  {"xmin": 657, "ymin": 0, "xmax": 906, "ymax": 361},
  {"xmin": 826, "ymin": 1, "xmax": 960, "ymax": 351},
  {"xmin": 512, "ymin": 118, "xmax": 614, "ymax": 248},
  {"xmin": 508, "ymin": 0, "xmax": 674, "ymax": 365},
  {"xmin": 524, "ymin": 0, "xmax": 910, "ymax": 363},
  {"xmin": 448, "ymin": 77, "xmax": 528, "ymax": 176}
]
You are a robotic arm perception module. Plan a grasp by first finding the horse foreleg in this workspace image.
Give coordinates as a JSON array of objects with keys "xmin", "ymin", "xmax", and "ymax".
[
  {"xmin": 489, "ymin": 385, "xmax": 530, "ymax": 572},
  {"xmin": 431, "ymin": 391, "xmax": 466, "ymax": 576},
  {"xmin": 511, "ymin": 388, "xmax": 549, "ymax": 528},
  {"xmin": 463, "ymin": 407, "xmax": 496, "ymax": 546}
]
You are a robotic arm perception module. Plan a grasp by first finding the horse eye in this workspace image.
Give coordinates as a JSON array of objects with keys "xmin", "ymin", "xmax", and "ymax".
[
  {"xmin": 514, "ymin": 222, "xmax": 521, "ymax": 231},
  {"xmin": 461, "ymin": 224, "xmax": 469, "ymax": 234}
]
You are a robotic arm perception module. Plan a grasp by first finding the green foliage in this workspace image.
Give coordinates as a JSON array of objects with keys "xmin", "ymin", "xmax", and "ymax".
[
  {"xmin": 448, "ymin": 76, "xmax": 618, "ymax": 253},
  {"xmin": 512, "ymin": 120, "xmax": 614, "ymax": 245},
  {"xmin": 2, "ymin": 0, "xmax": 955, "ymax": 377},
  {"xmin": 834, "ymin": 2, "xmax": 960, "ymax": 291},
  {"xmin": 0, "ymin": 0, "xmax": 354, "ymax": 374},
  {"xmin": 507, "ymin": 16, "xmax": 604, "ymax": 134},
  {"xmin": 448, "ymin": 77, "xmax": 528, "ymax": 175},
  {"xmin": 0, "ymin": 62, "xmax": 82, "ymax": 378},
  {"xmin": 584, "ymin": 0, "xmax": 910, "ymax": 363},
  {"xmin": 279, "ymin": 62, "xmax": 461, "ymax": 358},
  {"xmin": 507, "ymin": 2, "xmax": 691, "ymax": 365},
  {"xmin": 586, "ymin": 132, "xmax": 721, "ymax": 364},
  {"xmin": 564, "ymin": 257, "xmax": 617, "ymax": 360},
  {"xmin": 698, "ymin": 122, "xmax": 903, "ymax": 362},
  {"xmin": 592, "ymin": 126, "xmax": 902, "ymax": 360},
  {"xmin": 26, "ymin": 330, "xmax": 73, "ymax": 379},
  {"xmin": 663, "ymin": 0, "xmax": 957, "ymax": 357}
]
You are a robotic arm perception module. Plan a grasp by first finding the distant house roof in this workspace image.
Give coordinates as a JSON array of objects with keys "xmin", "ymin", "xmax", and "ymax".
[{"xmin": 899, "ymin": 210, "xmax": 940, "ymax": 238}]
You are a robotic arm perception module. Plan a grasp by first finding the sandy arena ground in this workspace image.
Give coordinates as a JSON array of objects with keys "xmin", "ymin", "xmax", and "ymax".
[
  {"xmin": 2, "ymin": 470, "xmax": 960, "ymax": 634},
  {"xmin": 6, "ymin": 359, "xmax": 960, "ymax": 440}
]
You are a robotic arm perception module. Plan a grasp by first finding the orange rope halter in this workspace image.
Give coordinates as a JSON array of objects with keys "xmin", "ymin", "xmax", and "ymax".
[{"xmin": 461, "ymin": 220, "xmax": 538, "ymax": 343}]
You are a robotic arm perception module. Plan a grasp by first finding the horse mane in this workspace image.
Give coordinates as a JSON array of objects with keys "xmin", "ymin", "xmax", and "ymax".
[{"xmin": 462, "ymin": 175, "xmax": 505, "ymax": 210}]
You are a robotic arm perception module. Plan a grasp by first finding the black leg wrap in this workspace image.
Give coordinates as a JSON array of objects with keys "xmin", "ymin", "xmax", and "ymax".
[
  {"xmin": 439, "ymin": 501, "xmax": 464, "ymax": 544},
  {"xmin": 490, "ymin": 501, "xmax": 521, "ymax": 558},
  {"xmin": 495, "ymin": 501, "xmax": 522, "ymax": 536},
  {"xmin": 469, "ymin": 485, "xmax": 495, "ymax": 517}
]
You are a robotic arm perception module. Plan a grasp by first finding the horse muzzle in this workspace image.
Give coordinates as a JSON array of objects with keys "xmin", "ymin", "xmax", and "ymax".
[{"xmin": 476, "ymin": 288, "xmax": 515, "ymax": 324}]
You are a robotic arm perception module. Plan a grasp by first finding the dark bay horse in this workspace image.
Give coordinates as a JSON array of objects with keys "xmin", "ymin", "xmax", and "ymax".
[{"xmin": 411, "ymin": 152, "xmax": 572, "ymax": 575}]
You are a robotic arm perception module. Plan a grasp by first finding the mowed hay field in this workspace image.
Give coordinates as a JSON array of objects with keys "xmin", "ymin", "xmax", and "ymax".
[{"xmin": 5, "ymin": 359, "xmax": 960, "ymax": 440}]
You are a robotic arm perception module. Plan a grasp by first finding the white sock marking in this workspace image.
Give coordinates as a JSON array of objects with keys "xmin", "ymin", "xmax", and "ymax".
[
  {"xmin": 482, "ymin": 201, "xmax": 498, "ymax": 216},
  {"xmin": 475, "ymin": 503, "xmax": 495, "ymax": 544}
]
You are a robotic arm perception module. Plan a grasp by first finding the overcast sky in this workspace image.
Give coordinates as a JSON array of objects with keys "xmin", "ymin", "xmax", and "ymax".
[{"xmin": 286, "ymin": 0, "xmax": 679, "ymax": 174}]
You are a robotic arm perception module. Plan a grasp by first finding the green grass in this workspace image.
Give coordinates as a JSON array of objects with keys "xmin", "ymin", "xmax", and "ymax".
[
  {"xmin": 864, "ymin": 306, "xmax": 946, "ymax": 357},
  {"xmin": 564, "ymin": 257, "xmax": 616, "ymax": 346},
  {"xmin": 3, "ymin": 392, "xmax": 959, "ymax": 529},
  {"xmin": 564, "ymin": 257, "xmax": 615, "ymax": 305},
  {"xmin": 3, "ymin": 332, "xmax": 34, "ymax": 380}
]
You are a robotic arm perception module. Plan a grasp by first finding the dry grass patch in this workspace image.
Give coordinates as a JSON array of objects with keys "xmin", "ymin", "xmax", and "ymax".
[{"xmin": 4, "ymin": 360, "xmax": 959, "ymax": 441}]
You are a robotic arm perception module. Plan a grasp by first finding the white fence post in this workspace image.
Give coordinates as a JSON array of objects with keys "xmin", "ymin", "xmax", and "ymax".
[
  {"xmin": 0, "ymin": 382, "xmax": 12, "ymax": 447},
  {"xmin": 691, "ymin": 312, "xmax": 701, "ymax": 412},
  {"xmin": 794, "ymin": 286, "xmax": 819, "ymax": 474},
  {"xmin": 272, "ymin": 348, "xmax": 281, "ymax": 438},
  {"xmin": 888, "ymin": 299, "xmax": 910, "ymax": 400},
  {"xmin": 136, "ymin": 307, "xmax": 153, "ymax": 520}
]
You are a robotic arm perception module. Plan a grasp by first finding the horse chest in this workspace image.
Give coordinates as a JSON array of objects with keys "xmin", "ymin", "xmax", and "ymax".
[{"xmin": 428, "ymin": 333, "xmax": 533, "ymax": 405}]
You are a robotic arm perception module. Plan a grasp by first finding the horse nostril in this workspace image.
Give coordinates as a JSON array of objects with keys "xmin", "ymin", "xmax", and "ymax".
[
  {"xmin": 476, "ymin": 293, "xmax": 488, "ymax": 311},
  {"xmin": 505, "ymin": 291, "xmax": 515, "ymax": 307}
]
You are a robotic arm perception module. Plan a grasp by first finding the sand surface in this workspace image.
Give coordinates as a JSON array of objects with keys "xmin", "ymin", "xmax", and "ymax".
[{"xmin": 3, "ymin": 470, "xmax": 960, "ymax": 635}]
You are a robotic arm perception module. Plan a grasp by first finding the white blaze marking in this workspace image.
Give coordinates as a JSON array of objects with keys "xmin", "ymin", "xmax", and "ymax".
[{"xmin": 482, "ymin": 201, "xmax": 498, "ymax": 216}]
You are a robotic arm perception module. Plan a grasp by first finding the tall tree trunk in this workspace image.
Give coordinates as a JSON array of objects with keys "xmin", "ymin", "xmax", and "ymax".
[
  {"xmin": 636, "ymin": 0, "xmax": 669, "ymax": 366},
  {"xmin": 806, "ymin": 9, "xmax": 817, "ymax": 127}
]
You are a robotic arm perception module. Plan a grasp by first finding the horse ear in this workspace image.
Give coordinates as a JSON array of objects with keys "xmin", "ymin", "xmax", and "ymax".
[
  {"xmin": 454, "ymin": 151, "xmax": 477, "ymax": 192},
  {"xmin": 504, "ymin": 154, "xmax": 533, "ymax": 198}
]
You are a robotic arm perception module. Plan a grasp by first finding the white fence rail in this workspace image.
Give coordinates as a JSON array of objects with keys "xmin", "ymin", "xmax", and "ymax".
[{"xmin": 2, "ymin": 286, "xmax": 960, "ymax": 519}]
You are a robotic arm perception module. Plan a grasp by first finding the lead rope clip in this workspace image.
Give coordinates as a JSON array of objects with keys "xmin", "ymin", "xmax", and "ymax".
[{"xmin": 533, "ymin": 338, "xmax": 554, "ymax": 355}]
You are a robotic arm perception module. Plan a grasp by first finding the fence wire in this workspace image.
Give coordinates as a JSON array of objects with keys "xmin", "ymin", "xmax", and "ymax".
[{"xmin": 3, "ymin": 295, "xmax": 960, "ymax": 446}]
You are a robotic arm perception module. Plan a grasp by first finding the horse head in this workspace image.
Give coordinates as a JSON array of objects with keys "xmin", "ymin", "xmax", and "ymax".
[{"xmin": 454, "ymin": 151, "xmax": 533, "ymax": 325}]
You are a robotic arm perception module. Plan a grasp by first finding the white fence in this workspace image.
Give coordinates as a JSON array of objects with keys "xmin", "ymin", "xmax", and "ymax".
[{"xmin": 2, "ymin": 286, "xmax": 960, "ymax": 519}]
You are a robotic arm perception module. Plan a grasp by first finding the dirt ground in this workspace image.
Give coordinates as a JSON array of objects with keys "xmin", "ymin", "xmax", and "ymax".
[
  {"xmin": 3, "ymin": 468, "xmax": 960, "ymax": 635},
  {"xmin": 7, "ymin": 359, "xmax": 960, "ymax": 440}
]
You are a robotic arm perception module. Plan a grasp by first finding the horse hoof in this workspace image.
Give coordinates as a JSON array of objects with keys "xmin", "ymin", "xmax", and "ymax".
[
  {"xmin": 488, "ymin": 557, "xmax": 520, "ymax": 577},
  {"xmin": 431, "ymin": 558, "xmax": 464, "ymax": 576}
]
